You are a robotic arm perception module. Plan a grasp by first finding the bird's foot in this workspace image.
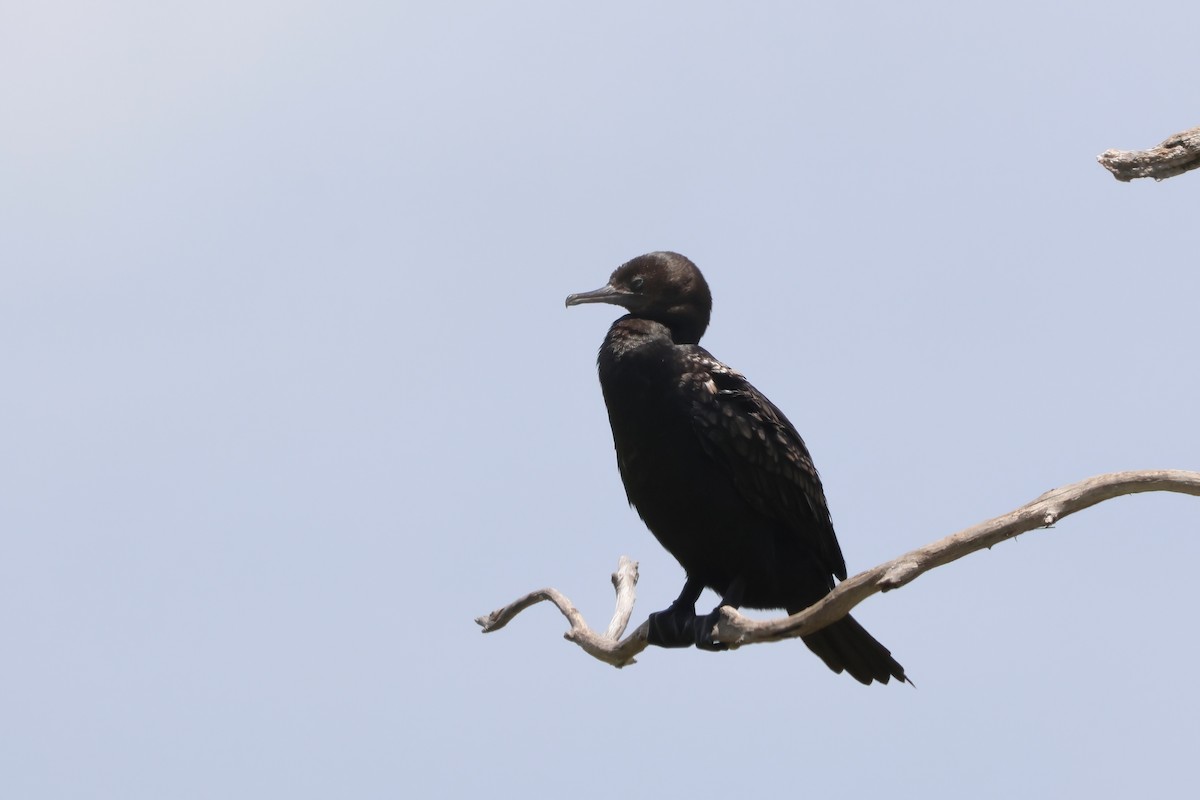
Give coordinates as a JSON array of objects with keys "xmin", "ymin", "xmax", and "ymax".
[
  {"xmin": 646, "ymin": 603, "xmax": 697, "ymax": 648},
  {"xmin": 692, "ymin": 607, "xmax": 729, "ymax": 651}
]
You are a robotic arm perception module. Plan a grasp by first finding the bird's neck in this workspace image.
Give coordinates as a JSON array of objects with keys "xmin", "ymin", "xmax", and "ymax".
[
  {"xmin": 599, "ymin": 317, "xmax": 674, "ymax": 362},
  {"xmin": 597, "ymin": 318, "xmax": 695, "ymax": 413}
]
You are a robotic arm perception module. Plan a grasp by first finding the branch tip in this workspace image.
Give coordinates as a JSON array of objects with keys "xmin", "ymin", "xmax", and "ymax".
[{"xmin": 1098, "ymin": 125, "xmax": 1200, "ymax": 182}]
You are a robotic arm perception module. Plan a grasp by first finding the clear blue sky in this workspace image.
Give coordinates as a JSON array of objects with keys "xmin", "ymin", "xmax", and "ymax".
[{"xmin": 4, "ymin": 3, "xmax": 1199, "ymax": 798}]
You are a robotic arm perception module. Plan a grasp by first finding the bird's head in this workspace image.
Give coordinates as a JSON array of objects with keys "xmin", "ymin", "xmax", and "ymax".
[{"xmin": 565, "ymin": 251, "xmax": 712, "ymax": 344}]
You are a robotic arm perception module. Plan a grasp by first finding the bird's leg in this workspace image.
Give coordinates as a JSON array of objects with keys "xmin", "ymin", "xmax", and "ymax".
[
  {"xmin": 646, "ymin": 576, "xmax": 705, "ymax": 648},
  {"xmin": 693, "ymin": 576, "xmax": 745, "ymax": 651}
]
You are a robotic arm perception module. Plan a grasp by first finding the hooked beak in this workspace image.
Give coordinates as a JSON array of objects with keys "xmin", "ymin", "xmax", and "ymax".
[{"xmin": 565, "ymin": 284, "xmax": 634, "ymax": 309}]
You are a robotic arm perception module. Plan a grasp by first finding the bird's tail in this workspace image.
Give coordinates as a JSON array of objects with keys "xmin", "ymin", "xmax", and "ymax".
[{"xmin": 800, "ymin": 614, "xmax": 909, "ymax": 686}]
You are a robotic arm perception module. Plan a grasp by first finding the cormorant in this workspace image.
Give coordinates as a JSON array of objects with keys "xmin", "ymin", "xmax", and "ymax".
[{"xmin": 566, "ymin": 251, "xmax": 906, "ymax": 685}]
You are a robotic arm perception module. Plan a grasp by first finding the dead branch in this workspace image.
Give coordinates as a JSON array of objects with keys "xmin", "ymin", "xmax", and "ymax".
[
  {"xmin": 1098, "ymin": 125, "xmax": 1200, "ymax": 181},
  {"xmin": 476, "ymin": 470, "xmax": 1200, "ymax": 668},
  {"xmin": 476, "ymin": 555, "xmax": 644, "ymax": 665}
]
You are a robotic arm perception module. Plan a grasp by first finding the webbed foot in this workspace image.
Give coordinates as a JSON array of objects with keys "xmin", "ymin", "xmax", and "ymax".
[
  {"xmin": 647, "ymin": 602, "xmax": 697, "ymax": 648},
  {"xmin": 693, "ymin": 607, "xmax": 729, "ymax": 651}
]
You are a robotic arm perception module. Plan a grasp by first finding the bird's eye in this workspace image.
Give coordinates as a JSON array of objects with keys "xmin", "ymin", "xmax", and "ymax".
[{"xmin": 630, "ymin": 276, "xmax": 645, "ymax": 291}]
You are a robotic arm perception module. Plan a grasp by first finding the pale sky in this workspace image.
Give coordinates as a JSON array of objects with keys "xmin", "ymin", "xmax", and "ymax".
[{"xmin": 3, "ymin": 3, "xmax": 1199, "ymax": 798}]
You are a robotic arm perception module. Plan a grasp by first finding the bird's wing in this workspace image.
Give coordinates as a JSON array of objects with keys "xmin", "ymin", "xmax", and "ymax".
[{"xmin": 685, "ymin": 349, "xmax": 848, "ymax": 580}]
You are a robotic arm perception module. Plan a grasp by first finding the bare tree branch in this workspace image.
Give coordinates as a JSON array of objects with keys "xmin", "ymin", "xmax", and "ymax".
[
  {"xmin": 476, "ymin": 555, "xmax": 644, "ymax": 666},
  {"xmin": 476, "ymin": 470, "xmax": 1200, "ymax": 668},
  {"xmin": 1098, "ymin": 126, "xmax": 1200, "ymax": 181}
]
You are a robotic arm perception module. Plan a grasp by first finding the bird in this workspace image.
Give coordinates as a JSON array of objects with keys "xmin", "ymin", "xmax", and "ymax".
[{"xmin": 566, "ymin": 251, "xmax": 907, "ymax": 685}]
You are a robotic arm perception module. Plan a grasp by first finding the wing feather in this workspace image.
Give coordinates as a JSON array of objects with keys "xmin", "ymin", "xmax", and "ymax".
[{"xmin": 685, "ymin": 350, "xmax": 848, "ymax": 580}]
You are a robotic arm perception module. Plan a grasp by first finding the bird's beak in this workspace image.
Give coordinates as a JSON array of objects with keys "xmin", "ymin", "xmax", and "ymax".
[{"xmin": 565, "ymin": 284, "xmax": 631, "ymax": 309}]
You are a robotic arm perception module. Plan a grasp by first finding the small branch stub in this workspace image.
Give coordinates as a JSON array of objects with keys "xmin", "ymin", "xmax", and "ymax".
[
  {"xmin": 1098, "ymin": 125, "xmax": 1200, "ymax": 182},
  {"xmin": 604, "ymin": 556, "xmax": 639, "ymax": 639}
]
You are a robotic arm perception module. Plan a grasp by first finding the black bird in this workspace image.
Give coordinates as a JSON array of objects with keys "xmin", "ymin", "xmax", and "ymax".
[{"xmin": 566, "ymin": 251, "xmax": 906, "ymax": 684}]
